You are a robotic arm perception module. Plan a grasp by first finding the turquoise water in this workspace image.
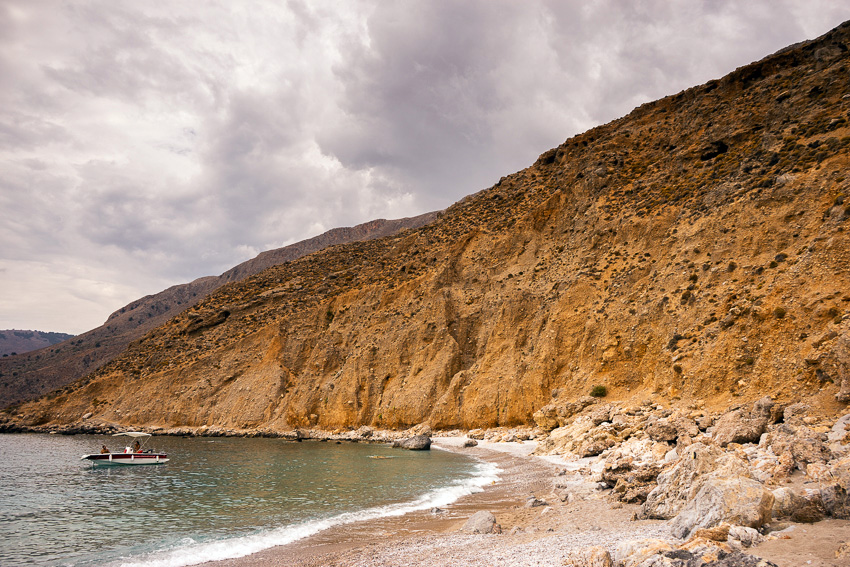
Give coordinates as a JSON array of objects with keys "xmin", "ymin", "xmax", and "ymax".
[{"xmin": 0, "ymin": 434, "xmax": 497, "ymax": 566}]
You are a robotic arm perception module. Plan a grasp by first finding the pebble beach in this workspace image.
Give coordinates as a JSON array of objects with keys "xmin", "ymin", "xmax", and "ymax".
[{"xmin": 202, "ymin": 436, "xmax": 849, "ymax": 567}]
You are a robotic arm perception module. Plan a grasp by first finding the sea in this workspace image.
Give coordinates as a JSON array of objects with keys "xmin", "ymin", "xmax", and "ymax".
[{"xmin": 0, "ymin": 433, "xmax": 498, "ymax": 567}]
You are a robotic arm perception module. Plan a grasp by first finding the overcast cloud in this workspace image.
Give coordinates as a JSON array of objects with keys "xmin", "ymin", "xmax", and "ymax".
[{"xmin": 2, "ymin": 1, "xmax": 849, "ymax": 334}]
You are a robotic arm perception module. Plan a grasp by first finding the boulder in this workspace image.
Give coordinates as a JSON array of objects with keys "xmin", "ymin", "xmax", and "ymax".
[
  {"xmin": 645, "ymin": 412, "xmax": 700, "ymax": 443},
  {"xmin": 727, "ymin": 525, "xmax": 764, "ymax": 548},
  {"xmin": 468, "ymin": 429, "xmax": 485, "ymax": 440},
  {"xmin": 589, "ymin": 403, "xmax": 614, "ymax": 426},
  {"xmin": 392, "ymin": 434, "xmax": 431, "ymax": 450},
  {"xmin": 461, "ymin": 510, "xmax": 501, "ymax": 534},
  {"xmin": 601, "ymin": 457, "xmax": 662, "ymax": 503},
  {"xmin": 828, "ymin": 413, "xmax": 850, "ymax": 455},
  {"xmin": 713, "ymin": 397, "xmax": 775, "ymax": 447},
  {"xmin": 770, "ymin": 487, "xmax": 797, "ymax": 518},
  {"xmin": 532, "ymin": 396, "xmax": 596, "ymax": 431},
  {"xmin": 614, "ymin": 539, "xmax": 673, "ymax": 567},
  {"xmin": 562, "ymin": 546, "xmax": 612, "ymax": 567},
  {"xmin": 525, "ymin": 497, "xmax": 547, "ymax": 508},
  {"xmin": 819, "ymin": 455, "xmax": 850, "ymax": 518},
  {"xmin": 691, "ymin": 523, "xmax": 730, "ymax": 542},
  {"xmin": 462, "ymin": 438, "xmax": 478, "ymax": 448},
  {"xmin": 670, "ymin": 476, "xmax": 774, "ymax": 539},
  {"xmin": 764, "ymin": 423, "xmax": 831, "ymax": 469},
  {"xmin": 641, "ymin": 443, "xmax": 750, "ymax": 520}
]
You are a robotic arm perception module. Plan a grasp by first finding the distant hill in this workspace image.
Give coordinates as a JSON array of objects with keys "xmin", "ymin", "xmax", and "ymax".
[
  {"xmin": 0, "ymin": 213, "xmax": 438, "ymax": 408},
  {"xmin": 0, "ymin": 330, "xmax": 74, "ymax": 357}
]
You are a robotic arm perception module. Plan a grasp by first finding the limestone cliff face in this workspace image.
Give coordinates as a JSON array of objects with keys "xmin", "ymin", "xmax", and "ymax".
[{"xmin": 7, "ymin": 22, "xmax": 850, "ymax": 432}]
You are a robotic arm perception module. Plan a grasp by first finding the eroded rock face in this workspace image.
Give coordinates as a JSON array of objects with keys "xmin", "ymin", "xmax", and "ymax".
[{"xmin": 670, "ymin": 476, "xmax": 774, "ymax": 539}]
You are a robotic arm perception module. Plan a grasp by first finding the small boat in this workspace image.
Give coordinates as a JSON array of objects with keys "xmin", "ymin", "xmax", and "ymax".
[{"xmin": 81, "ymin": 432, "xmax": 169, "ymax": 466}]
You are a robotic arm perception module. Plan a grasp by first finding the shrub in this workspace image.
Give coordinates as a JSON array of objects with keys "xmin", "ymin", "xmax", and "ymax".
[
  {"xmin": 727, "ymin": 261, "xmax": 737, "ymax": 272},
  {"xmin": 774, "ymin": 307, "xmax": 787, "ymax": 319},
  {"xmin": 673, "ymin": 364, "xmax": 683, "ymax": 374},
  {"xmin": 590, "ymin": 385, "xmax": 608, "ymax": 398}
]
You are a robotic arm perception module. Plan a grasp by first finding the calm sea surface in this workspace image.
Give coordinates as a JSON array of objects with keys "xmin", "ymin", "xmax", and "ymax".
[{"xmin": 0, "ymin": 433, "xmax": 497, "ymax": 567}]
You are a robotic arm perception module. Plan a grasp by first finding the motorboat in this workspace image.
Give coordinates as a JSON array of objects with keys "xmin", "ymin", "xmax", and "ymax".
[{"xmin": 81, "ymin": 432, "xmax": 169, "ymax": 466}]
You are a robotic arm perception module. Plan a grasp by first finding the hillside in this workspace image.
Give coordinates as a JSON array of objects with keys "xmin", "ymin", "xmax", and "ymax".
[
  {"xmin": 5, "ymin": 21, "xmax": 850, "ymax": 433},
  {"xmin": 0, "ymin": 213, "xmax": 436, "ymax": 408},
  {"xmin": 0, "ymin": 330, "xmax": 74, "ymax": 357}
]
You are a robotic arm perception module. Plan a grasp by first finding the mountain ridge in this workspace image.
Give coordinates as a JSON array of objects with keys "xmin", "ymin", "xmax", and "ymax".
[
  {"xmin": 5, "ymin": 20, "xmax": 850, "ymax": 432},
  {"xmin": 0, "ymin": 212, "xmax": 437, "ymax": 408}
]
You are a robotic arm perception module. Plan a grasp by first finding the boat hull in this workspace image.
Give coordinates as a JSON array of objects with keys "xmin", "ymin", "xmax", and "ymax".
[{"xmin": 82, "ymin": 453, "xmax": 169, "ymax": 466}]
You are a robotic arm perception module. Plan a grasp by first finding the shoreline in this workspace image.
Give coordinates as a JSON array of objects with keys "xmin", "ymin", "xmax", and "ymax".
[
  {"xmin": 199, "ymin": 435, "xmax": 850, "ymax": 567},
  {"xmin": 201, "ymin": 437, "xmax": 670, "ymax": 567}
]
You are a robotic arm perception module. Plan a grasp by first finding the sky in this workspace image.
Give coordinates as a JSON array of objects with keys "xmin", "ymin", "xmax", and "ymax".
[{"xmin": 2, "ymin": 1, "xmax": 849, "ymax": 335}]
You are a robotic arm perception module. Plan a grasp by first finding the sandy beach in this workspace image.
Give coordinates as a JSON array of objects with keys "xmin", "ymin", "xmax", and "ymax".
[{"xmin": 199, "ymin": 435, "xmax": 850, "ymax": 567}]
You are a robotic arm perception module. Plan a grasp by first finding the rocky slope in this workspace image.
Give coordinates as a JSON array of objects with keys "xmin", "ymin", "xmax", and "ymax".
[
  {"xmin": 0, "ymin": 330, "xmax": 74, "ymax": 357},
  {"xmin": 4, "ymin": 21, "xmax": 850, "ymax": 434},
  {"xmin": 0, "ymin": 213, "xmax": 436, "ymax": 408}
]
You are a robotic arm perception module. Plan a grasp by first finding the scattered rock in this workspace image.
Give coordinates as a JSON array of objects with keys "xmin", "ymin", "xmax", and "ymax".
[
  {"xmin": 713, "ymin": 396, "xmax": 776, "ymax": 447},
  {"xmin": 532, "ymin": 396, "xmax": 596, "ymax": 431},
  {"xmin": 614, "ymin": 538, "xmax": 673, "ymax": 567},
  {"xmin": 727, "ymin": 525, "xmax": 764, "ymax": 548},
  {"xmin": 525, "ymin": 497, "xmax": 547, "ymax": 508},
  {"xmin": 563, "ymin": 545, "xmax": 613, "ymax": 567},
  {"xmin": 691, "ymin": 523, "xmax": 730, "ymax": 542},
  {"xmin": 461, "ymin": 511, "xmax": 501, "ymax": 534},
  {"xmin": 763, "ymin": 423, "xmax": 831, "ymax": 469}
]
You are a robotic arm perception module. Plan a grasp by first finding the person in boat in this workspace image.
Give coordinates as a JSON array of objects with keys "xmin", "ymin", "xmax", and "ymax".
[
  {"xmin": 100, "ymin": 445, "xmax": 110, "ymax": 454},
  {"xmin": 133, "ymin": 439, "xmax": 141, "ymax": 453}
]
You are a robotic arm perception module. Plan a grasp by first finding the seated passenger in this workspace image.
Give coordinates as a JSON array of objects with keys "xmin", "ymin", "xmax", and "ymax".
[{"xmin": 100, "ymin": 445, "xmax": 110, "ymax": 454}]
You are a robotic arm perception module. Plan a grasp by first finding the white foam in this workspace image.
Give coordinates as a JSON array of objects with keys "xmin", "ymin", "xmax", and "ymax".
[{"xmin": 112, "ymin": 460, "xmax": 500, "ymax": 567}]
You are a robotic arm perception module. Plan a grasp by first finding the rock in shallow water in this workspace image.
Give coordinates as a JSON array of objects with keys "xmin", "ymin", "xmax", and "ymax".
[{"xmin": 391, "ymin": 434, "xmax": 431, "ymax": 450}]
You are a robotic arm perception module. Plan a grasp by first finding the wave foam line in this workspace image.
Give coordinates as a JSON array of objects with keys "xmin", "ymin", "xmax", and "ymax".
[{"xmin": 113, "ymin": 459, "xmax": 500, "ymax": 567}]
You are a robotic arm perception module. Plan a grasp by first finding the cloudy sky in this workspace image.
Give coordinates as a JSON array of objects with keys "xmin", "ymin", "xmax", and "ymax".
[{"xmin": 2, "ymin": 1, "xmax": 849, "ymax": 334}]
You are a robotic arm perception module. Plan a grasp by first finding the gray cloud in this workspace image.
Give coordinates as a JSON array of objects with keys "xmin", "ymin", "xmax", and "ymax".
[{"xmin": 1, "ymin": 0, "xmax": 849, "ymax": 333}]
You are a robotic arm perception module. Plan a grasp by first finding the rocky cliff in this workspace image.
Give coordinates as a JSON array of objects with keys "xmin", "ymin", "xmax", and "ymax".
[
  {"xmin": 0, "ymin": 213, "xmax": 436, "ymax": 408},
  {"xmin": 5, "ymin": 22, "xmax": 850, "ymax": 433}
]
